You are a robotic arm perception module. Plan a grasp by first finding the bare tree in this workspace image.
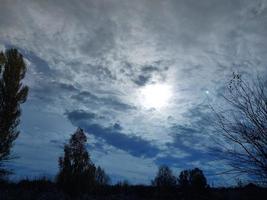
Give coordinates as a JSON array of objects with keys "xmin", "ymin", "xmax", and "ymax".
[{"xmin": 213, "ymin": 73, "xmax": 267, "ymax": 184}]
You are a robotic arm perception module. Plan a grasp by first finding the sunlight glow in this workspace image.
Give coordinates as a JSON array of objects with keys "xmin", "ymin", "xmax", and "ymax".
[{"xmin": 139, "ymin": 83, "xmax": 173, "ymax": 109}]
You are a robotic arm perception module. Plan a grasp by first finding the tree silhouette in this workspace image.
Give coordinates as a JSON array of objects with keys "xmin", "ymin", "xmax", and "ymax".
[
  {"xmin": 151, "ymin": 165, "xmax": 177, "ymax": 187},
  {"xmin": 95, "ymin": 166, "xmax": 110, "ymax": 185},
  {"xmin": 213, "ymin": 74, "xmax": 267, "ymax": 184},
  {"xmin": 178, "ymin": 168, "xmax": 207, "ymax": 191},
  {"xmin": 57, "ymin": 128, "xmax": 96, "ymax": 194},
  {"xmin": 189, "ymin": 168, "xmax": 208, "ymax": 191},
  {"xmin": 0, "ymin": 49, "xmax": 28, "ymax": 177},
  {"xmin": 178, "ymin": 169, "xmax": 190, "ymax": 189}
]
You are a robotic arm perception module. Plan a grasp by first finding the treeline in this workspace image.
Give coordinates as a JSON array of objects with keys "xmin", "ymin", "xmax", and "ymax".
[
  {"xmin": 56, "ymin": 127, "xmax": 209, "ymax": 196},
  {"xmin": 1, "ymin": 126, "xmax": 265, "ymax": 200},
  {"xmin": 1, "ymin": 169, "xmax": 267, "ymax": 200},
  {"xmin": 56, "ymin": 128, "xmax": 208, "ymax": 196}
]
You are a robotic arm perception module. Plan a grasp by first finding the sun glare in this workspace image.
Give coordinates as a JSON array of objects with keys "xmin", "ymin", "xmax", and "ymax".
[{"xmin": 139, "ymin": 83, "xmax": 172, "ymax": 109}]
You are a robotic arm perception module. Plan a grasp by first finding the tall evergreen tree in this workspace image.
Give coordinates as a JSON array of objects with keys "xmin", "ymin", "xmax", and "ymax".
[
  {"xmin": 0, "ymin": 49, "xmax": 28, "ymax": 176},
  {"xmin": 57, "ymin": 128, "xmax": 96, "ymax": 194}
]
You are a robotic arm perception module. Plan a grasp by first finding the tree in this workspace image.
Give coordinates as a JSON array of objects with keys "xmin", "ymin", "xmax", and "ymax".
[
  {"xmin": 213, "ymin": 73, "xmax": 267, "ymax": 184},
  {"xmin": 0, "ymin": 49, "xmax": 28, "ymax": 177},
  {"xmin": 95, "ymin": 166, "xmax": 110, "ymax": 185},
  {"xmin": 189, "ymin": 168, "xmax": 208, "ymax": 191},
  {"xmin": 178, "ymin": 168, "xmax": 208, "ymax": 191},
  {"xmin": 151, "ymin": 165, "xmax": 177, "ymax": 187},
  {"xmin": 57, "ymin": 128, "xmax": 96, "ymax": 194},
  {"xmin": 178, "ymin": 169, "xmax": 190, "ymax": 189}
]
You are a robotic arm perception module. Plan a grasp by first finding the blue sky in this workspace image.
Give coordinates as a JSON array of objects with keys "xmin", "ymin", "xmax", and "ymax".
[{"xmin": 1, "ymin": 0, "xmax": 267, "ymax": 185}]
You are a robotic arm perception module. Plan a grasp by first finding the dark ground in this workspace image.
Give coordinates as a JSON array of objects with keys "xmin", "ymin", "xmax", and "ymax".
[{"xmin": 0, "ymin": 179, "xmax": 266, "ymax": 200}]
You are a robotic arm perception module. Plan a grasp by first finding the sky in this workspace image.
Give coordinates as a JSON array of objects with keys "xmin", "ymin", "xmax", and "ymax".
[{"xmin": 0, "ymin": 0, "xmax": 267, "ymax": 185}]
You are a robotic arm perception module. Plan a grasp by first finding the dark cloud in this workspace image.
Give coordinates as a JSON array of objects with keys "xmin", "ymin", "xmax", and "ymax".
[
  {"xmin": 113, "ymin": 123, "xmax": 122, "ymax": 130},
  {"xmin": 66, "ymin": 110, "xmax": 160, "ymax": 158},
  {"xmin": 85, "ymin": 123, "xmax": 159, "ymax": 158},
  {"xmin": 132, "ymin": 62, "xmax": 170, "ymax": 86},
  {"xmin": 141, "ymin": 66, "xmax": 160, "ymax": 73},
  {"xmin": 133, "ymin": 75, "xmax": 151, "ymax": 86},
  {"xmin": 66, "ymin": 109, "xmax": 98, "ymax": 122}
]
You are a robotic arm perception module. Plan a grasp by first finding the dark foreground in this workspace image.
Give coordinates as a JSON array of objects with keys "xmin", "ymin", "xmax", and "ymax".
[{"xmin": 0, "ymin": 179, "xmax": 267, "ymax": 200}]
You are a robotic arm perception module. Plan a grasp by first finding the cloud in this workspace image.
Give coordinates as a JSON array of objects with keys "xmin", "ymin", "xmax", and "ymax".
[
  {"xmin": 71, "ymin": 91, "xmax": 135, "ymax": 111},
  {"xmin": 67, "ymin": 109, "xmax": 98, "ymax": 122},
  {"xmin": 133, "ymin": 75, "xmax": 151, "ymax": 86},
  {"xmin": 130, "ymin": 61, "xmax": 170, "ymax": 86},
  {"xmin": 66, "ymin": 110, "xmax": 160, "ymax": 158}
]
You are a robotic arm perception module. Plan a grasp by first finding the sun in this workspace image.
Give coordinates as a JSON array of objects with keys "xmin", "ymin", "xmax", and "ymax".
[{"xmin": 139, "ymin": 83, "xmax": 173, "ymax": 109}]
